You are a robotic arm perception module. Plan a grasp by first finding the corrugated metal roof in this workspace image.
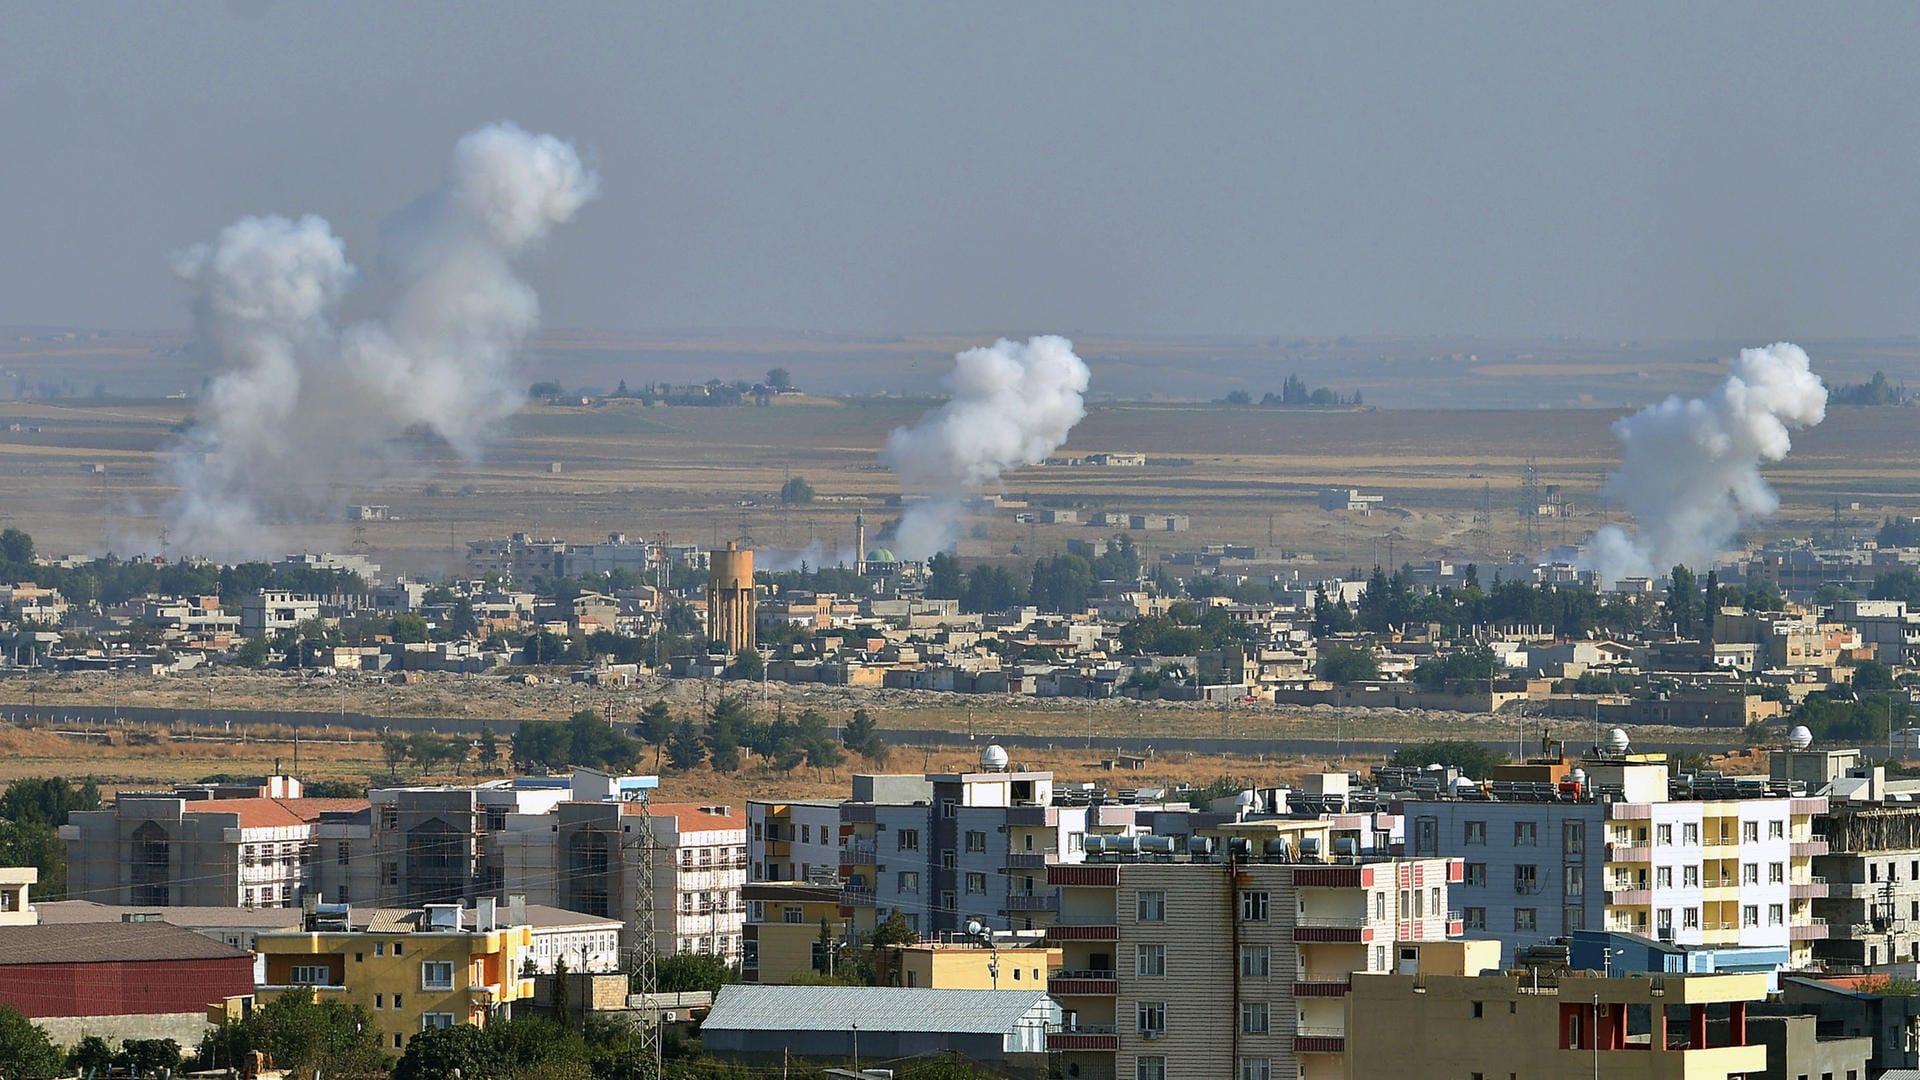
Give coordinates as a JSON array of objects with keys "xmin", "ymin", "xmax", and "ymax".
[
  {"xmin": 701, "ymin": 985, "xmax": 1050, "ymax": 1034},
  {"xmin": 0, "ymin": 922, "xmax": 253, "ymax": 965}
]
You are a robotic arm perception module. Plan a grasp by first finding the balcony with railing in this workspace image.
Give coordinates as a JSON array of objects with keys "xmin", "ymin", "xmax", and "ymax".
[
  {"xmin": 1792, "ymin": 839, "xmax": 1830, "ymax": 857},
  {"xmin": 1045, "ymin": 923, "xmax": 1119, "ymax": 942},
  {"xmin": 1048, "ymin": 1023, "xmax": 1118, "ymax": 1051},
  {"xmin": 1294, "ymin": 915, "xmax": 1369, "ymax": 944},
  {"xmin": 1604, "ymin": 843, "xmax": 1651, "ymax": 864},
  {"xmin": 1005, "ymin": 848, "xmax": 1058, "ymax": 869},
  {"xmin": 1293, "ymin": 972, "xmax": 1353, "ymax": 997},
  {"xmin": 1005, "ymin": 892, "xmax": 1060, "ymax": 913},
  {"xmin": 1790, "ymin": 917, "xmax": 1829, "ymax": 941},
  {"xmin": 840, "ymin": 840, "xmax": 878, "ymax": 866},
  {"xmin": 1049, "ymin": 969, "xmax": 1118, "ymax": 996},
  {"xmin": 838, "ymin": 886, "xmax": 877, "ymax": 908},
  {"xmin": 1294, "ymin": 1026, "xmax": 1347, "ymax": 1054},
  {"xmin": 1791, "ymin": 876, "xmax": 1828, "ymax": 900}
]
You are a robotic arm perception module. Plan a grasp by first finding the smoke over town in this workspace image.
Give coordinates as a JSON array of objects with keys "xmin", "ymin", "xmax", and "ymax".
[
  {"xmin": 882, "ymin": 335, "xmax": 1091, "ymax": 560},
  {"xmin": 1584, "ymin": 342, "xmax": 1827, "ymax": 582},
  {"xmin": 163, "ymin": 123, "xmax": 596, "ymax": 557}
]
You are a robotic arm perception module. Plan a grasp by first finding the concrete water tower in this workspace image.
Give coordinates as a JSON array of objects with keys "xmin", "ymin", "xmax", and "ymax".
[{"xmin": 706, "ymin": 541, "xmax": 757, "ymax": 654}]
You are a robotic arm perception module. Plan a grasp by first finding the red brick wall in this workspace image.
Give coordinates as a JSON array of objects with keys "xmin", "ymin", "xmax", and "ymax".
[{"xmin": 0, "ymin": 957, "xmax": 255, "ymax": 1018}]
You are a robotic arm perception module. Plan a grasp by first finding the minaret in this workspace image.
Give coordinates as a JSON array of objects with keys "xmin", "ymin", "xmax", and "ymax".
[{"xmin": 855, "ymin": 513, "xmax": 867, "ymax": 576}]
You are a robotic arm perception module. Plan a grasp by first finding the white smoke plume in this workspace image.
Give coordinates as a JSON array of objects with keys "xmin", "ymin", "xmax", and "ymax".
[
  {"xmin": 881, "ymin": 335, "xmax": 1091, "ymax": 559},
  {"xmin": 164, "ymin": 123, "xmax": 596, "ymax": 557},
  {"xmin": 1584, "ymin": 342, "xmax": 1826, "ymax": 583}
]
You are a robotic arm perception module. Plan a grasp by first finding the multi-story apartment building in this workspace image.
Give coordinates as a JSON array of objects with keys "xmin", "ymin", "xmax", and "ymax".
[
  {"xmin": 1045, "ymin": 819, "xmax": 1466, "ymax": 1080},
  {"xmin": 1345, "ymin": 969, "xmax": 1771, "ymax": 1078},
  {"xmin": 839, "ymin": 752, "xmax": 1092, "ymax": 938},
  {"xmin": 497, "ymin": 799, "xmax": 747, "ymax": 963},
  {"xmin": 1407, "ymin": 753, "xmax": 1828, "ymax": 968},
  {"xmin": 742, "ymin": 880, "xmax": 862, "ymax": 984},
  {"xmin": 1814, "ymin": 803, "xmax": 1920, "ymax": 971},
  {"xmin": 63, "ymin": 786, "xmax": 367, "ymax": 908},
  {"xmin": 747, "ymin": 799, "xmax": 842, "ymax": 883},
  {"xmin": 356, "ymin": 776, "xmax": 581, "ymax": 906},
  {"xmin": 250, "ymin": 899, "xmax": 535, "ymax": 1054}
]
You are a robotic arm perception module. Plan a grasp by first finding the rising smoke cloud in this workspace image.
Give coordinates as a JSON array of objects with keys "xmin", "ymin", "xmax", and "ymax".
[
  {"xmin": 881, "ymin": 336, "xmax": 1091, "ymax": 559},
  {"xmin": 163, "ymin": 123, "xmax": 596, "ymax": 557},
  {"xmin": 1584, "ymin": 342, "xmax": 1827, "ymax": 582}
]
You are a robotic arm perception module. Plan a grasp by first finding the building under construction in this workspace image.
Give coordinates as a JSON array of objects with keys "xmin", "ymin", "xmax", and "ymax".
[{"xmin": 706, "ymin": 541, "xmax": 756, "ymax": 655}]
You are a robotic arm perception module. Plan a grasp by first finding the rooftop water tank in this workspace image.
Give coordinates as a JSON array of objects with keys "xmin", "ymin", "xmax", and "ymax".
[
  {"xmin": 980, "ymin": 744, "xmax": 1010, "ymax": 772},
  {"xmin": 1605, "ymin": 727, "xmax": 1631, "ymax": 755},
  {"xmin": 1789, "ymin": 725, "xmax": 1814, "ymax": 750}
]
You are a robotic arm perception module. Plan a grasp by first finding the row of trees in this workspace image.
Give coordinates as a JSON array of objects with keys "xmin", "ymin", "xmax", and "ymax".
[
  {"xmin": 0, "ymin": 777, "xmax": 99, "ymax": 900},
  {"xmin": 1223, "ymin": 374, "xmax": 1362, "ymax": 407}
]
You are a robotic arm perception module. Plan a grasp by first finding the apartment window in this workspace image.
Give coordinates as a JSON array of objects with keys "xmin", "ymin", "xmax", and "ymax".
[
  {"xmin": 1657, "ymin": 824, "xmax": 1673, "ymax": 846},
  {"xmin": 782, "ymin": 906, "xmax": 805, "ymax": 924},
  {"xmin": 1684, "ymin": 865, "xmax": 1699, "ymax": 888},
  {"xmin": 290, "ymin": 965, "xmax": 330, "ymax": 985},
  {"xmin": 897, "ymin": 829, "xmax": 920, "ymax": 852},
  {"xmin": 1742, "ymin": 905, "xmax": 1760, "ymax": 928},
  {"xmin": 1656, "ymin": 866, "xmax": 1672, "ymax": 888},
  {"xmin": 966, "ymin": 830, "xmax": 987, "ymax": 853},
  {"xmin": 1465, "ymin": 908, "xmax": 1487, "ymax": 930},
  {"xmin": 1657, "ymin": 909, "xmax": 1673, "ymax": 932},
  {"xmin": 381, "ymin": 806, "xmax": 398, "ymax": 831},
  {"xmin": 1742, "ymin": 821, "xmax": 1759, "ymax": 844},
  {"xmin": 966, "ymin": 872, "xmax": 987, "ymax": 895},
  {"xmin": 1465, "ymin": 821, "xmax": 1487, "ymax": 845},
  {"xmin": 1465, "ymin": 863, "xmax": 1487, "ymax": 887},
  {"xmin": 1241, "ymin": 890, "xmax": 1270, "ymax": 922},
  {"xmin": 1769, "ymin": 903, "xmax": 1786, "ymax": 926},
  {"xmin": 1135, "ymin": 1057, "xmax": 1166, "ymax": 1080},
  {"xmin": 1565, "ymin": 866, "xmax": 1584, "ymax": 897},
  {"xmin": 1240, "ymin": 1001, "xmax": 1269, "ymax": 1034},
  {"xmin": 1769, "ymin": 821, "xmax": 1785, "ymax": 840},
  {"xmin": 1683, "ymin": 907, "xmax": 1700, "ymax": 929},
  {"xmin": 941, "ymin": 851, "xmax": 957, "ymax": 870},
  {"xmin": 1565, "ymin": 906, "xmax": 1585, "ymax": 931},
  {"xmin": 1471, "ymin": 1001, "xmax": 1484, "ymax": 1018},
  {"xmin": 421, "ymin": 1014, "xmax": 455, "ymax": 1030},
  {"xmin": 1515, "ymin": 909, "xmax": 1537, "ymax": 931},
  {"xmin": 1414, "ymin": 816, "xmax": 1439, "ymax": 857},
  {"xmin": 1239, "ymin": 1059, "xmax": 1271, "ymax": 1080},
  {"xmin": 1564, "ymin": 821, "xmax": 1585, "ymax": 856},
  {"xmin": 1515, "ymin": 865, "xmax": 1538, "ymax": 895},
  {"xmin": 1375, "ymin": 893, "xmax": 1388, "ymax": 921},
  {"xmin": 375, "ymin": 942, "xmax": 386, "ymax": 957},
  {"xmin": 336, "ymin": 842, "xmax": 349, "ymax": 866},
  {"xmin": 393, "ymin": 993, "xmax": 403, "ymax": 1008},
  {"xmin": 1241, "ymin": 945, "xmax": 1270, "ymax": 977},
  {"xmin": 375, "ymin": 994, "xmax": 384, "ymax": 1008},
  {"xmin": 1137, "ymin": 890, "xmax": 1166, "ymax": 922},
  {"xmin": 421, "ymin": 961, "xmax": 455, "ymax": 991},
  {"xmin": 1742, "ymin": 863, "xmax": 1759, "ymax": 885},
  {"xmin": 1770, "ymin": 862, "xmax": 1785, "ymax": 884},
  {"xmin": 1678, "ymin": 822, "xmax": 1696, "ymax": 845},
  {"xmin": 941, "ymin": 800, "xmax": 957, "ymax": 819},
  {"xmin": 898, "ymin": 872, "xmax": 920, "ymax": 894},
  {"xmin": 1136, "ymin": 1001, "xmax": 1166, "ymax": 1037},
  {"xmin": 1136, "ymin": 944, "xmax": 1166, "ymax": 977}
]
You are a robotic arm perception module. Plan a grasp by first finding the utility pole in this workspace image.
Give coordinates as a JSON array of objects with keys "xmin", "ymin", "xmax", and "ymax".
[{"xmin": 633, "ymin": 794, "xmax": 661, "ymax": 1079}]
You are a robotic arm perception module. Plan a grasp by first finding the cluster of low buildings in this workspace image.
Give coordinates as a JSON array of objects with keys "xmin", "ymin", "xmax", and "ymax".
[{"xmin": 20, "ymin": 733, "xmax": 1920, "ymax": 1075}]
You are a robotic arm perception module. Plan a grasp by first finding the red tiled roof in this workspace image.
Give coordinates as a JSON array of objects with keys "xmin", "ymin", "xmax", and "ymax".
[{"xmin": 622, "ymin": 801, "xmax": 747, "ymax": 831}]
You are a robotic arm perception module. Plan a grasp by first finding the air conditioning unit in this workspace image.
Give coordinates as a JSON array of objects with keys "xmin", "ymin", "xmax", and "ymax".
[{"xmin": 663, "ymin": 1011, "xmax": 679, "ymax": 1023}]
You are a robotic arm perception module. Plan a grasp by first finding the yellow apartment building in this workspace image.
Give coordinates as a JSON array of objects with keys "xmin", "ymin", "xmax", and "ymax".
[
  {"xmin": 742, "ymin": 881, "xmax": 864, "ymax": 984},
  {"xmin": 251, "ymin": 901, "xmax": 534, "ymax": 1053},
  {"xmin": 1345, "ymin": 969, "xmax": 1771, "ymax": 1079},
  {"xmin": 893, "ymin": 941, "xmax": 1061, "ymax": 990}
]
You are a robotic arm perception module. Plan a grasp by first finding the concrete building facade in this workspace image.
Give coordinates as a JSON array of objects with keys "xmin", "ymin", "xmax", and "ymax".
[{"xmin": 706, "ymin": 542, "xmax": 756, "ymax": 655}]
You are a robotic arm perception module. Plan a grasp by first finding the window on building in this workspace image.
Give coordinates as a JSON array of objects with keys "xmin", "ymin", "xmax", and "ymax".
[
  {"xmin": 1565, "ymin": 866, "xmax": 1584, "ymax": 897},
  {"xmin": 1514, "ymin": 821, "xmax": 1537, "ymax": 847},
  {"xmin": 1657, "ymin": 909, "xmax": 1673, "ymax": 932},
  {"xmin": 1656, "ymin": 866, "xmax": 1672, "ymax": 888},
  {"xmin": 336, "ymin": 842, "xmax": 350, "ymax": 866},
  {"xmin": 1770, "ymin": 862, "xmax": 1785, "ymax": 884},
  {"xmin": 743, "ymin": 940, "xmax": 759, "ymax": 970},
  {"xmin": 1515, "ymin": 909, "xmax": 1537, "ymax": 931},
  {"xmin": 1414, "ymin": 816, "xmax": 1439, "ymax": 856},
  {"xmin": 1682, "ymin": 822, "xmax": 1698, "ymax": 845},
  {"xmin": 381, "ymin": 806, "xmax": 398, "ymax": 831},
  {"xmin": 1471, "ymin": 1001, "xmax": 1484, "ymax": 1018},
  {"xmin": 1683, "ymin": 907, "xmax": 1700, "ymax": 929},
  {"xmin": 1136, "ymin": 944, "xmax": 1166, "ymax": 977},
  {"xmin": 897, "ymin": 829, "xmax": 920, "ymax": 852},
  {"xmin": 393, "ymin": 993, "xmax": 403, "ymax": 1008},
  {"xmin": 966, "ymin": 830, "xmax": 988, "ymax": 853},
  {"xmin": 290, "ymin": 965, "xmax": 330, "ymax": 985},
  {"xmin": 966, "ymin": 872, "xmax": 987, "ymax": 895},
  {"xmin": 1515, "ymin": 865, "xmax": 1538, "ymax": 894},
  {"xmin": 1657, "ymin": 824, "xmax": 1672, "ymax": 845},
  {"xmin": 1465, "ymin": 821, "xmax": 1487, "ymax": 845},
  {"xmin": 1241, "ymin": 890, "xmax": 1270, "ymax": 922},
  {"xmin": 1769, "ymin": 904, "xmax": 1785, "ymax": 927},
  {"xmin": 1240, "ymin": 1002, "xmax": 1269, "ymax": 1034},
  {"xmin": 1465, "ymin": 908, "xmax": 1487, "ymax": 930},
  {"xmin": 1136, "ymin": 1001, "xmax": 1166, "ymax": 1036},
  {"xmin": 1564, "ymin": 906, "xmax": 1585, "ymax": 931},
  {"xmin": 1683, "ymin": 865, "xmax": 1699, "ymax": 888},
  {"xmin": 421, "ymin": 1014, "xmax": 455, "ymax": 1030},
  {"xmin": 1740, "ymin": 862, "xmax": 1758, "ymax": 885},
  {"xmin": 1466, "ymin": 863, "xmax": 1487, "ymax": 887},
  {"xmin": 1241, "ymin": 945, "xmax": 1270, "ymax": 977},
  {"xmin": 898, "ymin": 872, "xmax": 920, "ymax": 894},
  {"xmin": 1375, "ymin": 892, "xmax": 1387, "ymax": 921},
  {"xmin": 1769, "ymin": 821, "xmax": 1784, "ymax": 840},
  {"xmin": 375, "ymin": 993, "xmax": 384, "ymax": 1008},
  {"xmin": 1742, "ymin": 905, "xmax": 1760, "ymax": 928},
  {"xmin": 421, "ymin": 962, "xmax": 454, "ymax": 991},
  {"xmin": 1564, "ymin": 821, "xmax": 1585, "ymax": 856},
  {"xmin": 781, "ymin": 905, "xmax": 804, "ymax": 924},
  {"xmin": 1239, "ymin": 1059, "xmax": 1271, "ymax": 1080},
  {"xmin": 1134, "ymin": 1057, "xmax": 1166, "ymax": 1080},
  {"xmin": 1137, "ymin": 890, "xmax": 1166, "ymax": 922},
  {"xmin": 941, "ymin": 851, "xmax": 957, "ymax": 870},
  {"xmin": 1742, "ymin": 822, "xmax": 1759, "ymax": 843}
]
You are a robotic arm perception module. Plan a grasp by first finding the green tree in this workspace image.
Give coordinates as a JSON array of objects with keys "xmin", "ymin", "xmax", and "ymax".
[
  {"xmin": 653, "ymin": 953, "xmax": 741, "ymax": 995},
  {"xmin": 666, "ymin": 718, "xmax": 706, "ymax": 771},
  {"xmin": 843, "ymin": 708, "xmax": 888, "ymax": 764},
  {"xmin": 925, "ymin": 552, "xmax": 964, "ymax": 600},
  {"xmin": 636, "ymin": 700, "xmax": 674, "ymax": 746},
  {"xmin": 1855, "ymin": 659, "xmax": 1897, "ymax": 691},
  {"xmin": 730, "ymin": 646, "xmax": 764, "ymax": 680},
  {"xmin": 0, "ymin": 1005, "xmax": 63, "ymax": 1079},
  {"xmin": 389, "ymin": 613, "xmax": 431, "ymax": 644},
  {"xmin": 1390, "ymin": 739, "xmax": 1512, "ymax": 779},
  {"xmin": 117, "ymin": 1038, "xmax": 184, "ymax": 1075},
  {"xmin": 778, "ymin": 476, "xmax": 814, "ymax": 505},
  {"xmin": 1317, "ymin": 643, "xmax": 1381, "ymax": 684},
  {"xmin": 1666, "ymin": 564, "xmax": 1698, "ymax": 637},
  {"xmin": 382, "ymin": 734, "xmax": 410, "ymax": 779},
  {"xmin": 1411, "ymin": 646, "xmax": 1496, "ymax": 691},
  {"xmin": 0, "ymin": 528, "xmax": 35, "ymax": 566},
  {"xmin": 392, "ymin": 1023, "xmax": 499, "ymax": 1080},
  {"xmin": 478, "ymin": 725, "xmax": 500, "ymax": 769},
  {"xmin": 234, "ymin": 634, "xmax": 270, "ymax": 668},
  {"xmin": 67, "ymin": 1034, "xmax": 115, "ymax": 1073},
  {"xmin": 765, "ymin": 367, "xmax": 792, "ymax": 390},
  {"xmin": 196, "ymin": 987, "xmax": 384, "ymax": 1079},
  {"xmin": 553, "ymin": 956, "xmax": 573, "ymax": 1030}
]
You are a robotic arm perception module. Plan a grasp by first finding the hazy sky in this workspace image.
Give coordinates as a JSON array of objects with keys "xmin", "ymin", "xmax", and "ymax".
[{"xmin": 6, "ymin": 3, "xmax": 1920, "ymax": 340}]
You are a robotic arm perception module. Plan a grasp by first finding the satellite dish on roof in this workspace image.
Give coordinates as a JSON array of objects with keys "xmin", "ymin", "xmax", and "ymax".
[
  {"xmin": 1605, "ymin": 728, "xmax": 1631, "ymax": 755},
  {"xmin": 980, "ymin": 744, "xmax": 1010, "ymax": 771},
  {"xmin": 1789, "ymin": 725, "xmax": 1813, "ymax": 750}
]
